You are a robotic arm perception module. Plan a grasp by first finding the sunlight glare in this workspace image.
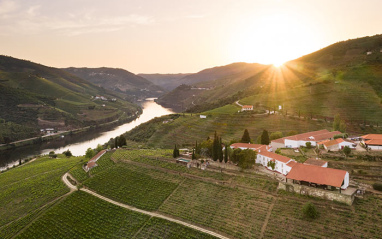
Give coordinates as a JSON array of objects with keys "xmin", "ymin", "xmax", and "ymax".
[{"xmin": 229, "ymin": 13, "xmax": 316, "ymax": 66}]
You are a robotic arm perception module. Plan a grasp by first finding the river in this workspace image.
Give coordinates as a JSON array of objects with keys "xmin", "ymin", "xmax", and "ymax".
[{"xmin": 0, "ymin": 98, "xmax": 174, "ymax": 170}]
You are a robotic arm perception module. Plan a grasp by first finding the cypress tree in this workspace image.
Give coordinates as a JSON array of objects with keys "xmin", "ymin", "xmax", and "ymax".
[
  {"xmin": 173, "ymin": 144, "xmax": 178, "ymax": 158},
  {"xmin": 218, "ymin": 137, "xmax": 223, "ymax": 162},
  {"xmin": 261, "ymin": 130, "xmax": 270, "ymax": 145},
  {"xmin": 240, "ymin": 129, "xmax": 251, "ymax": 143},
  {"xmin": 224, "ymin": 143, "xmax": 228, "ymax": 163},
  {"xmin": 114, "ymin": 137, "xmax": 119, "ymax": 148},
  {"xmin": 212, "ymin": 131, "xmax": 219, "ymax": 161},
  {"xmin": 192, "ymin": 149, "xmax": 196, "ymax": 160}
]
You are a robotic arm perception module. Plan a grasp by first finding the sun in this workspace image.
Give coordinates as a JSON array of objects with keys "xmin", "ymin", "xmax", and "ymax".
[{"xmin": 228, "ymin": 13, "xmax": 315, "ymax": 67}]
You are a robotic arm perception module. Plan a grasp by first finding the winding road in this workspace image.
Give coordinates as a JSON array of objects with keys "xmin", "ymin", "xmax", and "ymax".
[{"xmin": 61, "ymin": 172, "xmax": 230, "ymax": 239}]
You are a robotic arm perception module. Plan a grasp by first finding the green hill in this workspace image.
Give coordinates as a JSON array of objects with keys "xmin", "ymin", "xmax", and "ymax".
[
  {"xmin": 157, "ymin": 35, "xmax": 382, "ymax": 124},
  {"xmin": 0, "ymin": 56, "xmax": 140, "ymax": 143},
  {"xmin": 63, "ymin": 67, "xmax": 164, "ymax": 99},
  {"xmin": 138, "ymin": 73, "xmax": 192, "ymax": 91}
]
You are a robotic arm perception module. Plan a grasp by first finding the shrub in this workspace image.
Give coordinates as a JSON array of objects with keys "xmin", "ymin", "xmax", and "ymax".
[
  {"xmin": 372, "ymin": 183, "xmax": 382, "ymax": 191},
  {"xmin": 302, "ymin": 202, "xmax": 319, "ymax": 219}
]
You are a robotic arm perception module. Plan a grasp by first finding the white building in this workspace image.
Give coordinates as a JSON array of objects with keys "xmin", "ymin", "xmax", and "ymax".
[
  {"xmin": 361, "ymin": 134, "xmax": 382, "ymax": 150},
  {"xmin": 271, "ymin": 129, "xmax": 341, "ymax": 150},
  {"xmin": 241, "ymin": 105, "xmax": 253, "ymax": 111},
  {"xmin": 256, "ymin": 148, "xmax": 297, "ymax": 175},
  {"xmin": 200, "ymin": 115, "xmax": 207, "ymax": 119},
  {"xmin": 318, "ymin": 138, "xmax": 356, "ymax": 151}
]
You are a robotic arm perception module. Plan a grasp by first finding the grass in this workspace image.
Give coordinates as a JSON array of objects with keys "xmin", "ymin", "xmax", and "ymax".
[{"xmin": 0, "ymin": 155, "xmax": 81, "ymax": 227}]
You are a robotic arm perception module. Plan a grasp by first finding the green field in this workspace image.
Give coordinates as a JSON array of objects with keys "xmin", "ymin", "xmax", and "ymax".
[{"xmin": 0, "ymin": 156, "xmax": 82, "ymax": 228}]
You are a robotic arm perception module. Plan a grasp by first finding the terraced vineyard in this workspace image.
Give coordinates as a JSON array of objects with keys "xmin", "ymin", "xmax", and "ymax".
[
  {"xmin": 16, "ymin": 191, "xmax": 151, "ymax": 239},
  {"xmin": 159, "ymin": 179, "xmax": 274, "ymax": 239},
  {"xmin": 83, "ymin": 164, "xmax": 182, "ymax": 211},
  {"xmin": 263, "ymin": 193, "xmax": 382, "ymax": 239},
  {"xmin": 0, "ymin": 156, "xmax": 82, "ymax": 228},
  {"xmin": 112, "ymin": 149, "xmax": 231, "ymax": 181}
]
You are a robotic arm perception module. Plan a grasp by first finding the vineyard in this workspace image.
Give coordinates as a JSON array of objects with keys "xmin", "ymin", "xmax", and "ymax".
[
  {"xmin": 0, "ymin": 155, "xmax": 81, "ymax": 228},
  {"xmin": 16, "ymin": 191, "xmax": 151, "ymax": 238},
  {"xmin": 83, "ymin": 164, "xmax": 181, "ymax": 211},
  {"xmin": 159, "ymin": 179, "xmax": 274, "ymax": 239},
  {"xmin": 135, "ymin": 217, "xmax": 218, "ymax": 239},
  {"xmin": 112, "ymin": 149, "xmax": 231, "ymax": 181},
  {"xmin": 263, "ymin": 192, "xmax": 382, "ymax": 239}
]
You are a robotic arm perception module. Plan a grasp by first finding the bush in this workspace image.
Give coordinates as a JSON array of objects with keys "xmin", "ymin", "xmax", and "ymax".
[
  {"xmin": 302, "ymin": 202, "xmax": 319, "ymax": 219},
  {"xmin": 372, "ymin": 183, "xmax": 382, "ymax": 191},
  {"xmin": 63, "ymin": 150, "xmax": 72, "ymax": 157}
]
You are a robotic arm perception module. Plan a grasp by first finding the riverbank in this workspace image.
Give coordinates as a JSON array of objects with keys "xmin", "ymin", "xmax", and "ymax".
[{"xmin": 0, "ymin": 112, "xmax": 140, "ymax": 152}]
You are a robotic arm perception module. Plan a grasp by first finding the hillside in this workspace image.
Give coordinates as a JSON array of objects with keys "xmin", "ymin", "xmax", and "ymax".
[
  {"xmin": 0, "ymin": 56, "xmax": 140, "ymax": 144},
  {"xmin": 157, "ymin": 35, "xmax": 382, "ymax": 123},
  {"xmin": 138, "ymin": 73, "xmax": 192, "ymax": 91},
  {"xmin": 63, "ymin": 67, "xmax": 164, "ymax": 99}
]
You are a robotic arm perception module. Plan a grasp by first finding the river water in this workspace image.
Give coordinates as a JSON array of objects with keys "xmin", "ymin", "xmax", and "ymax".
[{"xmin": 0, "ymin": 98, "xmax": 174, "ymax": 170}]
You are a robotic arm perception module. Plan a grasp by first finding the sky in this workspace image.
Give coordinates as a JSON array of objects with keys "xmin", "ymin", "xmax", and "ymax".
[{"xmin": 0, "ymin": 0, "xmax": 381, "ymax": 73}]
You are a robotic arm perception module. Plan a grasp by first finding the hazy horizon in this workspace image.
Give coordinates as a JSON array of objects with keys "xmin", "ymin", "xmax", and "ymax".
[{"xmin": 1, "ymin": 0, "xmax": 381, "ymax": 74}]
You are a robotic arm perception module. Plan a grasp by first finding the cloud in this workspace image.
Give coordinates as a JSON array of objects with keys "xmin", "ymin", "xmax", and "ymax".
[
  {"xmin": 0, "ymin": 0, "xmax": 18, "ymax": 16},
  {"xmin": 0, "ymin": 3, "xmax": 154, "ymax": 36}
]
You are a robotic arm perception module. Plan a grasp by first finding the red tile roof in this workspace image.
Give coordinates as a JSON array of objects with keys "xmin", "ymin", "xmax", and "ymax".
[
  {"xmin": 361, "ymin": 134, "xmax": 382, "ymax": 140},
  {"xmin": 242, "ymin": 105, "xmax": 253, "ymax": 108},
  {"xmin": 271, "ymin": 129, "xmax": 341, "ymax": 144},
  {"xmin": 230, "ymin": 143, "xmax": 264, "ymax": 150},
  {"xmin": 258, "ymin": 150, "xmax": 292, "ymax": 164},
  {"xmin": 286, "ymin": 161, "xmax": 297, "ymax": 167},
  {"xmin": 286, "ymin": 164, "xmax": 347, "ymax": 188},
  {"xmin": 304, "ymin": 158, "xmax": 327, "ymax": 167},
  {"xmin": 365, "ymin": 139, "xmax": 382, "ymax": 146}
]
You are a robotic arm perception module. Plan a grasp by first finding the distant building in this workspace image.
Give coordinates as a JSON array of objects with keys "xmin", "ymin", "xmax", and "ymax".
[
  {"xmin": 318, "ymin": 138, "xmax": 356, "ymax": 151},
  {"xmin": 367, "ymin": 51, "xmax": 372, "ymax": 55},
  {"xmin": 200, "ymin": 115, "xmax": 207, "ymax": 119},
  {"xmin": 241, "ymin": 105, "xmax": 253, "ymax": 111},
  {"xmin": 84, "ymin": 150, "xmax": 107, "ymax": 172},
  {"xmin": 271, "ymin": 129, "xmax": 341, "ymax": 150},
  {"xmin": 361, "ymin": 134, "xmax": 382, "ymax": 150}
]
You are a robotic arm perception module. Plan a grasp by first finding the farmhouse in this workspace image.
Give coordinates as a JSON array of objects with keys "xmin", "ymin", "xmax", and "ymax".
[
  {"xmin": 286, "ymin": 163, "xmax": 349, "ymax": 190},
  {"xmin": 361, "ymin": 134, "xmax": 382, "ymax": 150},
  {"xmin": 84, "ymin": 149, "xmax": 107, "ymax": 172},
  {"xmin": 318, "ymin": 138, "xmax": 356, "ymax": 151},
  {"xmin": 256, "ymin": 149, "xmax": 297, "ymax": 175},
  {"xmin": 241, "ymin": 105, "xmax": 253, "ymax": 111},
  {"xmin": 230, "ymin": 143, "xmax": 267, "ymax": 151},
  {"xmin": 271, "ymin": 129, "xmax": 341, "ymax": 150}
]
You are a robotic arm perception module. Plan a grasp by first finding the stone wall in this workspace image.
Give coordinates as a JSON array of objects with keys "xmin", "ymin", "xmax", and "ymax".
[{"xmin": 278, "ymin": 182, "xmax": 354, "ymax": 205}]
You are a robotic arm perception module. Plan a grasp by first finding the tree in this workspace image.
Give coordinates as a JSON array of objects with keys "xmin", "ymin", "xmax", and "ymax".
[
  {"xmin": 63, "ymin": 149, "xmax": 72, "ymax": 157},
  {"xmin": 240, "ymin": 129, "xmax": 251, "ymax": 143},
  {"xmin": 287, "ymin": 130, "xmax": 298, "ymax": 136},
  {"xmin": 218, "ymin": 137, "xmax": 223, "ymax": 162},
  {"xmin": 270, "ymin": 131, "xmax": 283, "ymax": 140},
  {"xmin": 261, "ymin": 130, "xmax": 270, "ymax": 145},
  {"xmin": 302, "ymin": 202, "xmax": 319, "ymax": 219},
  {"xmin": 173, "ymin": 144, "xmax": 179, "ymax": 158},
  {"xmin": 212, "ymin": 131, "xmax": 219, "ymax": 161},
  {"xmin": 333, "ymin": 113, "xmax": 341, "ymax": 131},
  {"xmin": 305, "ymin": 142, "xmax": 312, "ymax": 149},
  {"xmin": 85, "ymin": 148, "xmax": 94, "ymax": 159},
  {"xmin": 343, "ymin": 146, "xmax": 351, "ymax": 159},
  {"xmin": 339, "ymin": 120, "xmax": 347, "ymax": 133},
  {"xmin": 114, "ymin": 137, "xmax": 119, "ymax": 148},
  {"xmin": 192, "ymin": 149, "xmax": 196, "ymax": 160},
  {"xmin": 224, "ymin": 144, "xmax": 228, "ymax": 163},
  {"xmin": 118, "ymin": 135, "xmax": 126, "ymax": 147},
  {"xmin": 267, "ymin": 160, "xmax": 276, "ymax": 171},
  {"xmin": 237, "ymin": 149, "xmax": 257, "ymax": 170},
  {"xmin": 96, "ymin": 144, "xmax": 103, "ymax": 153},
  {"xmin": 231, "ymin": 148, "xmax": 242, "ymax": 164}
]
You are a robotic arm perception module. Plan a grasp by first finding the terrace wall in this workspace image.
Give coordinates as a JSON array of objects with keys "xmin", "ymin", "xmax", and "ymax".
[{"xmin": 278, "ymin": 182, "xmax": 354, "ymax": 205}]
